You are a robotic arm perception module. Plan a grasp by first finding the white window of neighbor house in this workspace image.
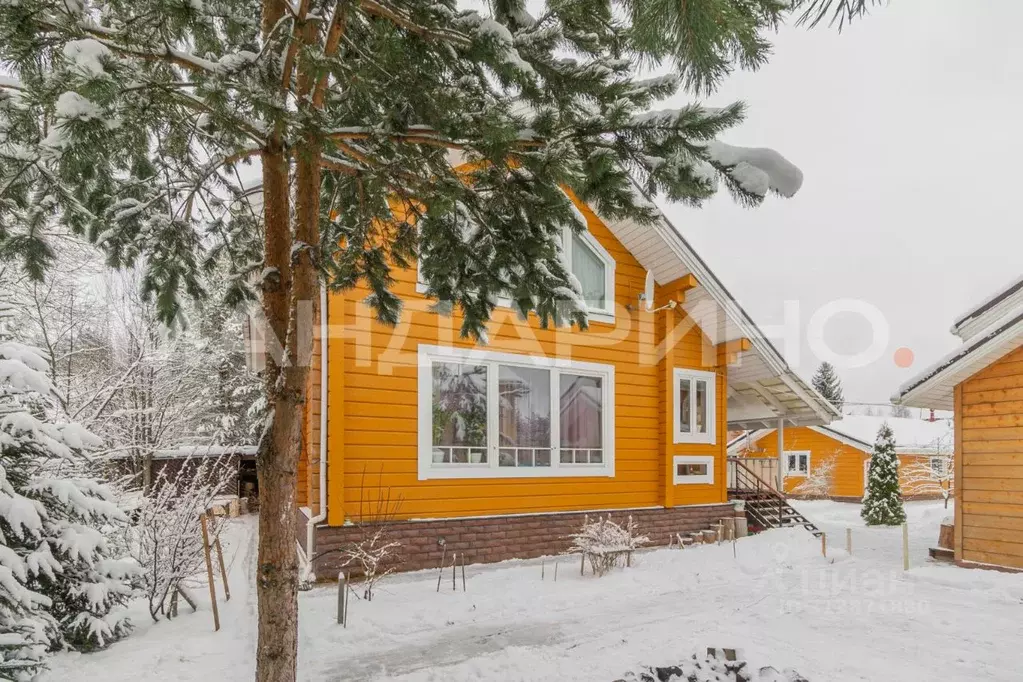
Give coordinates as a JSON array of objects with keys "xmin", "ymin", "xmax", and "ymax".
[
  {"xmin": 673, "ymin": 455, "xmax": 715, "ymax": 485},
  {"xmin": 418, "ymin": 345, "xmax": 615, "ymax": 480},
  {"xmin": 562, "ymin": 226, "xmax": 616, "ymax": 323},
  {"xmin": 673, "ymin": 368, "xmax": 716, "ymax": 444},
  {"xmin": 785, "ymin": 451, "xmax": 811, "ymax": 477}
]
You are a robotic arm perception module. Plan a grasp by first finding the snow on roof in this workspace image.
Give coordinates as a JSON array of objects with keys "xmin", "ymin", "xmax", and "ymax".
[
  {"xmin": 894, "ymin": 305, "xmax": 1023, "ymax": 409},
  {"xmin": 108, "ymin": 444, "xmax": 257, "ymax": 460},
  {"xmin": 951, "ymin": 274, "xmax": 1023, "ymax": 336},
  {"xmin": 820, "ymin": 415, "xmax": 953, "ymax": 454}
]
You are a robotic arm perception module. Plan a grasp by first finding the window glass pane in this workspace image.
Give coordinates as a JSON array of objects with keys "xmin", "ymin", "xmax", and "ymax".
[
  {"xmin": 677, "ymin": 463, "xmax": 708, "ymax": 477},
  {"xmin": 679, "ymin": 379, "xmax": 692, "ymax": 433},
  {"xmin": 571, "ymin": 232, "xmax": 606, "ymax": 309},
  {"xmin": 432, "ymin": 362, "xmax": 488, "ymax": 464},
  {"xmin": 498, "ymin": 365, "xmax": 551, "ymax": 467},
  {"xmin": 695, "ymin": 380, "xmax": 708, "ymax": 434},
  {"xmin": 560, "ymin": 374, "xmax": 603, "ymax": 465},
  {"xmin": 787, "ymin": 454, "xmax": 796, "ymax": 471}
]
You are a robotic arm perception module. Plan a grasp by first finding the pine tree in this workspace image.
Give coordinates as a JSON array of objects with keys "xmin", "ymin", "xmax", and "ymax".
[
  {"xmin": 0, "ymin": 303, "xmax": 137, "ymax": 672},
  {"xmin": 0, "ymin": 2, "xmax": 878, "ymax": 679},
  {"xmin": 812, "ymin": 361, "xmax": 845, "ymax": 411},
  {"xmin": 861, "ymin": 422, "xmax": 906, "ymax": 526}
]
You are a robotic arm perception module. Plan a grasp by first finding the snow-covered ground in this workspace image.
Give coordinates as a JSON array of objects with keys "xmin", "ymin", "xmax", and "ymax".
[{"xmin": 47, "ymin": 501, "xmax": 1023, "ymax": 681}]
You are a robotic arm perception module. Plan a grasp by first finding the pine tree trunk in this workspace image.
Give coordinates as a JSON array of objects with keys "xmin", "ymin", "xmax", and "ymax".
[
  {"xmin": 255, "ymin": 6, "xmax": 324, "ymax": 681},
  {"xmin": 255, "ymin": 144, "xmax": 300, "ymax": 682}
]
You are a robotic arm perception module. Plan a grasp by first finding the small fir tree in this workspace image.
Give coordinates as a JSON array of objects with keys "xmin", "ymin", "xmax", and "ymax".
[
  {"xmin": 861, "ymin": 422, "xmax": 906, "ymax": 526},
  {"xmin": 812, "ymin": 361, "xmax": 845, "ymax": 411},
  {"xmin": 0, "ymin": 303, "xmax": 137, "ymax": 668}
]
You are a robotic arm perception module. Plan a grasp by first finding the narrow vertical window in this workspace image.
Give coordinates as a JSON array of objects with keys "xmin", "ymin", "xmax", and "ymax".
[
  {"xmin": 431, "ymin": 362, "xmax": 489, "ymax": 464},
  {"xmin": 559, "ymin": 374, "xmax": 603, "ymax": 464},
  {"xmin": 498, "ymin": 366, "xmax": 551, "ymax": 467},
  {"xmin": 673, "ymin": 369, "xmax": 716, "ymax": 445}
]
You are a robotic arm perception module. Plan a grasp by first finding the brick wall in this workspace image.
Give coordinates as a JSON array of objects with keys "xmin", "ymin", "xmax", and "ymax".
[{"xmin": 309, "ymin": 503, "xmax": 736, "ymax": 577}]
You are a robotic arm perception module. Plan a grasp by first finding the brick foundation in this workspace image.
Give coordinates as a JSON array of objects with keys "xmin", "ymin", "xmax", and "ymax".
[{"xmin": 307, "ymin": 504, "xmax": 736, "ymax": 577}]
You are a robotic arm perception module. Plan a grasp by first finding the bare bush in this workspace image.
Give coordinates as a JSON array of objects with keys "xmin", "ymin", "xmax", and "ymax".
[
  {"xmin": 793, "ymin": 454, "xmax": 837, "ymax": 499},
  {"xmin": 120, "ymin": 452, "xmax": 236, "ymax": 621},
  {"xmin": 570, "ymin": 515, "xmax": 649, "ymax": 577}
]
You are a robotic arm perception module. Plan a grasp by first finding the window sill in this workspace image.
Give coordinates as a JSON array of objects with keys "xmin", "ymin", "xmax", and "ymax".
[{"xmin": 419, "ymin": 464, "xmax": 615, "ymax": 481}]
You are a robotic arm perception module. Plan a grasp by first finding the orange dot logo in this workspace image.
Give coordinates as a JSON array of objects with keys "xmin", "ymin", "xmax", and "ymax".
[{"xmin": 894, "ymin": 347, "xmax": 914, "ymax": 368}]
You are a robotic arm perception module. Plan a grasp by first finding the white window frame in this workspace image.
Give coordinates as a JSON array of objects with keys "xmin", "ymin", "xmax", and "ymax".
[
  {"xmin": 417, "ymin": 344, "xmax": 615, "ymax": 480},
  {"xmin": 784, "ymin": 450, "xmax": 811, "ymax": 478},
  {"xmin": 673, "ymin": 455, "xmax": 715, "ymax": 485},
  {"xmin": 561, "ymin": 226, "xmax": 616, "ymax": 324},
  {"xmin": 672, "ymin": 368, "xmax": 717, "ymax": 445}
]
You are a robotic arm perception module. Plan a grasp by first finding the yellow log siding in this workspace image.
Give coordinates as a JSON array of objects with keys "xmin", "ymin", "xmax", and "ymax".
[
  {"xmin": 958, "ymin": 345, "xmax": 1023, "ymax": 569},
  {"xmin": 313, "ymin": 197, "xmax": 728, "ymax": 524},
  {"xmin": 740, "ymin": 428, "xmax": 943, "ymax": 499}
]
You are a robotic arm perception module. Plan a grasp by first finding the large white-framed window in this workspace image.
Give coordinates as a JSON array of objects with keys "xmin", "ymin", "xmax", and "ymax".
[
  {"xmin": 784, "ymin": 451, "xmax": 810, "ymax": 477},
  {"xmin": 673, "ymin": 455, "xmax": 715, "ymax": 485},
  {"xmin": 673, "ymin": 368, "xmax": 716, "ymax": 444},
  {"xmin": 562, "ymin": 226, "xmax": 616, "ymax": 324},
  {"xmin": 417, "ymin": 344, "xmax": 615, "ymax": 480}
]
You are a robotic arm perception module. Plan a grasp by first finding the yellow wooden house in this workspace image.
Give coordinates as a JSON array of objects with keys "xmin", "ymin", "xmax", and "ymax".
[
  {"xmin": 295, "ymin": 187, "xmax": 839, "ymax": 574},
  {"xmin": 728, "ymin": 415, "xmax": 953, "ymax": 500},
  {"xmin": 894, "ymin": 276, "xmax": 1023, "ymax": 570}
]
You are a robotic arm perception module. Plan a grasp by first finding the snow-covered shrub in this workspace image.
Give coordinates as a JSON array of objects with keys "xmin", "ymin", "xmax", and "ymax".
[
  {"xmin": 569, "ymin": 515, "xmax": 649, "ymax": 576},
  {"xmin": 792, "ymin": 455, "xmax": 836, "ymax": 500},
  {"xmin": 120, "ymin": 453, "xmax": 235, "ymax": 621},
  {"xmin": 0, "ymin": 323, "xmax": 137, "ymax": 670}
]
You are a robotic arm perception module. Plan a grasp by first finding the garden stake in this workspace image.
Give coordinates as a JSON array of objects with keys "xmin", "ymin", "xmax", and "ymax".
[
  {"xmin": 460, "ymin": 553, "xmax": 466, "ymax": 591},
  {"xmin": 846, "ymin": 527, "xmax": 852, "ymax": 554},
  {"xmin": 436, "ymin": 546, "xmax": 447, "ymax": 593},
  {"xmin": 554, "ymin": 561, "xmax": 558, "ymax": 582},
  {"xmin": 341, "ymin": 572, "xmax": 349, "ymax": 625},
  {"xmin": 541, "ymin": 558, "xmax": 545, "ymax": 581},
  {"xmin": 452, "ymin": 553, "xmax": 456, "ymax": 591},
  {"xmin": 902, "ymin": 522, "xmax": 910, "ymax": 571}
]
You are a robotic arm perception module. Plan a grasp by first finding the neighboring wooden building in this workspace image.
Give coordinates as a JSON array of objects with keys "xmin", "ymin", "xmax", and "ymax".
[
  {"xmin": 728, "ymin": 416, "xmax": 953, "ymax": 500},
  {"xmin": 296, "ymin": 187, "xmax": 840, "ymax": 575},
  {"xmin": 894, "ymin": 276, "xmax": 1023, "ymax": 570},
  {"xmin": 108, "ymin": 444, "xmax": 258, "ymax": 497}
]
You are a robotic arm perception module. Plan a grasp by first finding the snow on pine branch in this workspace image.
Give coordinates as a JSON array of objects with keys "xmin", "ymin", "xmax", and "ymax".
[{"xmin": 699, "ymin": 140, "xmax": 804, "ymax": 198}]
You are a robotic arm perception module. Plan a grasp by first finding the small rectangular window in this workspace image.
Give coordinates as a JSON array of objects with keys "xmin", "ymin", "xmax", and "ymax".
[
  {"xmin": 673, "ymin": 369, "xmax": 716, "ymax": 444},
  {"xmin": 673, "ymin": 456, "xmax": 714, "ymax": 485},
  {"xmin": 784, "ymin": 451, "xmax": 810, "ymax": 477}
]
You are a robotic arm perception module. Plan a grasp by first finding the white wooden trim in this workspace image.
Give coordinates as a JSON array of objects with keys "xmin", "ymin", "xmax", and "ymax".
[
  {"xmin": 672, "ymin": 455, "xmax": 715, "ymax": 485},
  {"xmin": 672, "ymin": 368, "xmax": 717, "ymax": 445},
  {"xmin": 417, "ymin": 344, "xmax": 615, "ymax": 480}
]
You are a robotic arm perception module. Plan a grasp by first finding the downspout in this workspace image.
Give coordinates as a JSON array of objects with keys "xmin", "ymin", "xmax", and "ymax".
[{"xmin": 305, "ymin": 285, "xmax": 329, "ymax": 571}]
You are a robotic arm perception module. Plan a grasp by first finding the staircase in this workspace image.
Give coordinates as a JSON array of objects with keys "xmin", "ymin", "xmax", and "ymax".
[{"xmin": 727, "ymin": 457, "xmax": 823, "ymax": 537}]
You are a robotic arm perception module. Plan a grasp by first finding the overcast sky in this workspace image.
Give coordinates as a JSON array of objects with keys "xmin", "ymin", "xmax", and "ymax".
[{"xmin": 652, "ymin": 0, "xmax": 1023, "ymax": 406}]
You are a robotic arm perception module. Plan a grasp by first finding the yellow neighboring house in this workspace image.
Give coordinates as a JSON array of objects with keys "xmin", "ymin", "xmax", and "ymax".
[
  {"xmin": 728, "ymin": 416, "xmax": 953, "ymax": 500},
  {"xmin": 894, "ymin": 276, "xmax": 1023, "ymax": 571},
  {"xmin": 293, "ymin": 187, "xmax": 839, "ymax": 575}
]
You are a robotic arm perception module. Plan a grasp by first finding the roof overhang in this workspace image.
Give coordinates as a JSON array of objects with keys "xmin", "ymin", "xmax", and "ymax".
[
  {"xmin": 894, "ymin": 312, "xmax": 1023, "ymax": 411},
  {"xmin": 602, "ymin": 181, "xmax": 840, "ymax": 430}
]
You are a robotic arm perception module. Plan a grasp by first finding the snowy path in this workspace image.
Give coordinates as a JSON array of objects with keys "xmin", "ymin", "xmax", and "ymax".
[{"xmin": 46, "ymin": 502, "xmax": 1023, "ymax": 681}]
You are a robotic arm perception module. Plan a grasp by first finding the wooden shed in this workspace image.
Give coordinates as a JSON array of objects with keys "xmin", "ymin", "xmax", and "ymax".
[{"xmin": 895, "ymin": 276, "xmax": 1023, "ymax": 570}]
